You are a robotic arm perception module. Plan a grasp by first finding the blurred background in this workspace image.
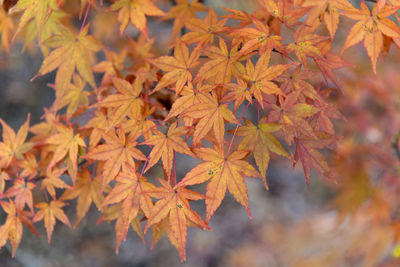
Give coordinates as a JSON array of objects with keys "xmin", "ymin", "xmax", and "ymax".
[{"xmin": 1, "ymin": 0, "xmax": 400, "ymax": 266}]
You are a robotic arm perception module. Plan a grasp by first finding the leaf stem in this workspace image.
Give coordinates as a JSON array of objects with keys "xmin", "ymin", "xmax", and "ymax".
[
  {"xmin": 227, "ymin": 102, "xmax": 250, "ymax": 156},
  {"xmin": 80, "ymin": 0, "xmax": 92, "ymax": 33}
]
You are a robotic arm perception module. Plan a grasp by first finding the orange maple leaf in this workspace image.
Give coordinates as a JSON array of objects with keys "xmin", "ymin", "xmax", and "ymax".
[
  {"xmin": 0, "ymin": 200, "xmax": 38, "ymax": 257},
  {"xmin": 294, "ymin": 136, "xmax": 332, "ymax": 186},
  {"xmin": 0, "ymin": 200, "xmax": 24, "ymax": 257},
  {"xmin": 85, "ymin": 128, "xmax": 146, "ymax": 188},
  {"xmin": 287, "ymin": 33, "xmax": 328, "ymax": 67},
  {"xmin": 141, "ymin": 122, "xmax": 195, "ymax": 178},
  {"xmin": 150, "ymin": 42, "xmax": 200, "ymax": 95},
  {"xmin": 110, "ymin": 0, "xmax": 165, "ymax": 37},
  {"xmin": 0, "ymin": 171, "xmax": 10, "ymax": 195},
  {"xmin": 181, "ymin": 7, "xmax": 226, "ymax": 47},
  {"xmin": 46, "ymin": 123, "xmax": 86, "ymax": 183},
  {"xmin": 54, "ymin": 73, "xmax": 89, "ymax": 118},
  {"xmin": 236, "ymin": 117, "xmax": 289, "ymax": 180},
  {"xmin": 259, "ymin": 0, "xmax": 311, "ymax": 27},
  {"xmin": 40, "ymin": 167, "xmax": 71, "ymax": 199},
  {"xmin": 242, "ymin": 53, "xmax": 292, "ymax": 108},
  {"xmin": 230, "ymin": 17, "xmax": 284, "ymax": 58},
  {"xmin": 0, "ymin": 114, "xmax": 33, "ymax": 168},
  {"xmin": 98, "ymin": 77, "xmax": 144, "ymax": 129},
  {"xmin": 221, "ymin": 80, "xmax": 252, "ymax": 112},
  {"xmin": 181, "ymin": 91, "xmax": 239, "ymax": 147},
  {"xmin": 101, "ymin": 163, "xmax": 154, "ymax": 252},
  {"xmin": 269, "ymin": 100, "xmax": 320, "ymax": 144},
  {"xmin": 177, "ymin": 146, "xmax": 261, "ymax": 221},
  {"xmin": 0, "ymin": 8, "xmax": 14, "ymax": 54},
  {"xmin": 5, "ymin": 178, "xmax": 36, "ymax": 212},
  {"xmin": 301, "ymin": 0, "xmax": 353, "ymax": 39},
  {"xmin": 33, "ymin": 25, "xmax": 102, "ymax": 96},
  {"xmin": 195, "ymin": 38, "xmax": 244, "ymax": 85},
  {"xmin": 144, "ymin": 179, "xmax": 207, "ymax": 262},
  {"xmin": 61, "ymin": 168, "xmax": 104, "ymax": 227},
  {"xmin": 11, "ymin": 0, "xmax": 59, "ymax": 39},
  {"xmin": 165, "ymin": 0, "xmax": 207, "ymax": 40},
  {"xmin": 32, "ymin": 200, "xmax": 71, "ymax": 243},
  {"xmin": 165, "ymin": 83, "xmax": 212, "ymax": 121},
  {"xmin": 341, "ymin": 2, "xmax": 400, "ymax": 73}
]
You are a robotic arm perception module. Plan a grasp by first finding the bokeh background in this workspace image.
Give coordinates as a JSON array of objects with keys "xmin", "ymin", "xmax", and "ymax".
[{"xmin": 1, "ymin": 0, "xmax": 400, "ymax": 266}]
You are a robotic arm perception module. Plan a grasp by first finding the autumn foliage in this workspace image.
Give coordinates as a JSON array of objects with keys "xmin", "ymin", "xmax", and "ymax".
[{"xmin": 1, "ymin": 0, "xmax": 400, "ymax": 263}]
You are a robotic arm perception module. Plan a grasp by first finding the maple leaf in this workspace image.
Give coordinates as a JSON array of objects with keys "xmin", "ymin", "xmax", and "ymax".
[
  {"xmin": 165, "ymin": 0, "xmax": 207, "ymax": 40},
  {"xmin": 98, "ymin": 77, "xmax": 144, "ymax": 129},
  {"xmin": 242, "ymin": 53, "xmax": 292, "ymax": 108},
  {"xmin": 93, "ymin": 49, "xmax": 127, "ymax": 86},
  {"xmin": 222, "ymin": 7, "xmax": 253, "ymax": 27},
  {"xmin": 127, "ymin": 34, "xmax": 156, "ymax": 68},
  {"xmin": 144, "ymin": 179, "xmax": 207, "ymax": 261},
  {"xmin": 61, "ymin": 168, "xmax": 104, "ymax": 227},
  {"xmin": 236, "ymin": 117, "xmax": 289, "ymax": 180},
  {"xmin": 0, "ymin": 114, "xmax": 33, "ymax": 168},
  {"xmin": 0, "ymin": 171, "xmax": 10, "ymax": 195},
  {"xmin": 314, "ymin": 40, "xmax": 353, "ymax": 89},
  {"xmin": 29, "ymin": 109, "xmax": 58, "ymax": 142},
  {"xmin": 46, "ymin": 123, "xmax": 86, "ymax": 183},
  {"xmin": 22, "ymin": 6, "xmax": 67, "ymax": 55},
  {"xmin": 341, "ymin": 2, "xmax": 400, "ymax": 73},
  {"xmin": 230, "ymin": 17, "xmax": 284, "ymax": 58},
  {"xmin": 110, "ymin": 0, "xmax": 165, "ymax": 37},
  {"xmin": 101, "ymin": 163, "xmax": 154, "ymax": 252},
  {"xmin": 0, "ymin": 200, "xmax": 23, "ymax": 257},
  {"xmin": 258, "ymin": 0, "xmax": 311, "ymax": 27},
  {"xmin": 275, "ymin": 66, "xmax": 319, "ymax": 99},
  {"xmin": 141, "ymin": 122, "xmax": 195, "ymax": 178},
  {"xmin": 11, "ymin": 0, "xmax": 59, "ymax": 38},
  {"xmin": 33, "ymin": 25, "xmax": 102, "ymax": 97},
  {"xmin": 150, "ymin": 42, "xmax": 200, "ymax": 95},
  {"xmin": 165, "ymin": 83, "xmax": 212, "ymax": 121},
  {"xmin": 32, "ymin": 200, "xmax": 71, "ymax": 243},
  {"xmin": 181, "ymin": 7, "xmax": 227, "ymax": 47},
  {"xmin": 181, "ymin": 91, "xmax": 239, "ymax": 147},
  {"xmin": 219, "ymin": 81, "xmax": 251, "ymax": 112},
  {"xmin": 54, "ymin": 73, "xmax": 89, "ymax": 117},
  {"xmin": 40, "ymin": 167, "xmax": 71, "ymax": 199},
  {"xmin": 5, "ymin": 178, "xmax": 36, "ymax": 212},
  {"xmin": 301, "ymin": 0, "xmax": 354, "ymax": 39},
  {"xmin": 287, "ymin": 33, "xmax": 328, "ymax": 67},
  {"xmin": 0, "ymin": 8, "xmax": 14, "ymax": 53},
  {"xmin": 18, "ymin": 153, "xmax": 38, "ymax": 179},
  {"xmin": 269, "ymin": 100, "xmax": 320, "ymax": 144},
  {"xmin": 85, "ymin": 128, "xmax": 146, "ymax": 188},
  {"xmin": 177, "ymin": 146, "xmax": 261, "ymax": 221},
  {"xmin": 294, "ymin": 135, "xmax": 332, "ymax": 186},
  {"xmin": 120, "ymin": 105, "xmax": 157, "ymax": 140},
  {"xmin": 195, "ymin": 38, "xmax": 244, "ymax": 85},
  {"xmin": 97, "ymin": 203, "xmax": 147, "ymax": 252},
  {"xmin": 83, "ymin": 110, "xmax": 113, "ymax": 148}
]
